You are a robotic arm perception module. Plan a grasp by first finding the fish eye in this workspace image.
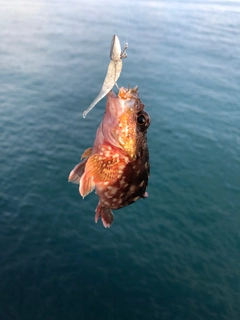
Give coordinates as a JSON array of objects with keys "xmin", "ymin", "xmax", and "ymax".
[
  {"xmin": 137, "ymin": 111, "xmax": 150, "ymax": 131},
  {"xmin": 137, "ymin": 114, "xmax": 146, "ymax": 125}
]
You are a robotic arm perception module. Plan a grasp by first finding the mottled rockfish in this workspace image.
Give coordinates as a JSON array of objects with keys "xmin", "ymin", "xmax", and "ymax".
[{"xmin": 68, "ymin": 86, "xmax": 150, "ymax": 228}]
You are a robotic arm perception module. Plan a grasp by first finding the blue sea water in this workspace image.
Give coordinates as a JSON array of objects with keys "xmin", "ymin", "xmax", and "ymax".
[{"xmin": 0, "ymin": 0, "xmax": 240, "ymax": 319}]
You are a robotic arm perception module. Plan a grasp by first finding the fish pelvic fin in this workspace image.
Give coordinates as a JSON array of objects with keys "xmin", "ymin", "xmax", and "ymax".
[
  {"xmin": 79, "ymin": 173, "xmax": 95, "ymax": 199},
  {"xmin": 68, "ymin": 158, "xmax": 88, "ymax": 184},
  {"xmin": 95, "ymin": 202, "xmax": 114, "ymax": 228},
  {"xmin": 68, "ymin": 156, "xmax": 95, "ymax": 198}
]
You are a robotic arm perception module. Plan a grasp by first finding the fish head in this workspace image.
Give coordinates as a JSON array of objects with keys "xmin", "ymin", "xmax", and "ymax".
[{"xmin": 94, "ymin": 86, "xmax": 150, "ymax": 159}]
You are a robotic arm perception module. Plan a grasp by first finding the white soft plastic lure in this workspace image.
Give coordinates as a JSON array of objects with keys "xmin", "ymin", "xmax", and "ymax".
[{"xmin": 83, "ymin": 35, "xmax": 128, "ymax": 118}]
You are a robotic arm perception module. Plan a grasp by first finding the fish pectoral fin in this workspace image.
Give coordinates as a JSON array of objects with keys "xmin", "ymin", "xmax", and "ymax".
[
  {"xmin": 84, "ymin": 152, "xmax": 126, "ymax": 184},
  {"xmin": 79, "ymin": 151, "xmax": 126, "ymax": 198},
  {"xmin": 68, "ymin": 158, "xmax": 88, "ymax": 184},
  {"xmin": 95, "ymin": 202, "xmax": 114, "ymax": 228},
  {"xmin": 81, "ymin": 147, "xmax": 92, "ymax": 159}
]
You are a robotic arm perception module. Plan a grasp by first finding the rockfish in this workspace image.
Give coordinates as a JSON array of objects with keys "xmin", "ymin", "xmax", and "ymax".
[{"xmin": 68, "ymin": 86, "xmax": 150, "ymax": 228}]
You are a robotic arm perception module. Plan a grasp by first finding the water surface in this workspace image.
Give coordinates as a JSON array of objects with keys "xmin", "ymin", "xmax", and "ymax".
[{"xmin": 0, "ymin": 0, "xmax": 240, "ymax": 319}]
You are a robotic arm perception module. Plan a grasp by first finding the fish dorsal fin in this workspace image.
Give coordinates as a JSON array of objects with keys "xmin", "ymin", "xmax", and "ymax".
[{"xmin": 81, "ymin": 147, "xmax": 92, "ymax": 159}]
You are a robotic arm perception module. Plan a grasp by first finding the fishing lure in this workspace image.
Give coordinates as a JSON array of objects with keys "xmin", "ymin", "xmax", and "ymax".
[{"xmin": 82, "ymin": 35, "xmax": 128, "ymax": 118}]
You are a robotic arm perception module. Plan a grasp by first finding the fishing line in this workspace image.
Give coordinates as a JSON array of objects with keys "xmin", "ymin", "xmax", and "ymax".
[
  {"xmin": 119, "ymin": 1, "xmax": 130, "ymax": 59},
  {"xmin": 124, "ymin": 1, "xmax": 130, "ymax": 49}
]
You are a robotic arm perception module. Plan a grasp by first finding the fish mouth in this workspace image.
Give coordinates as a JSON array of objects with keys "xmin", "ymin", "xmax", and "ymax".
[
  {"xmin": 118, "ymin": 86, "xmax": 139, "ymax": 100},
  {"xmin": 106, "ymin": 87, "xmax": 139, "ymax": 119},
  {"xmin": 107, "ymin": 85, "xmax": 139, "ymax": 101}
]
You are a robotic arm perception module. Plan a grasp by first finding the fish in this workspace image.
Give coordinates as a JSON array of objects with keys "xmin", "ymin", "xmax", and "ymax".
[{"xmin": 68, "ymin": 86, "xmax": 150, "ymax": 228}]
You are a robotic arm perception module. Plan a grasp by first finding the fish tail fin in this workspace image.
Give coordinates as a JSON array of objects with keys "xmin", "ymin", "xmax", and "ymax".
[{"xmin": 95, "ymin": 202, "xmax": 114, "ymax": 228}]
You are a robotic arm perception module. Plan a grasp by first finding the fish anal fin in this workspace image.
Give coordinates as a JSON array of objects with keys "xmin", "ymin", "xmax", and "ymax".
[
  {"xmin": 81, "ymin": 147, "xmax": 92, "ymax": 159},
  {"xmin": 68, "ymin": 158, "xmax": 88, "ymax": 184},
  {"xmin": 95, "ymin": 202, "xmax": 114, "ymax": 228}
]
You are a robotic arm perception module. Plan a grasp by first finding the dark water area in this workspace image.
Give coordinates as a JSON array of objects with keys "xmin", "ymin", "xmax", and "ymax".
[{"xmin": 0, "ymin": 0, "xmax": 240, "ymax": 319}]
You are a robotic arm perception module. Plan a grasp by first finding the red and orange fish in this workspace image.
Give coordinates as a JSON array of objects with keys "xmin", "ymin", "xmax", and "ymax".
[{"xmin": 68, "ymin": 86, "xmax": 150, "ymax": 227}]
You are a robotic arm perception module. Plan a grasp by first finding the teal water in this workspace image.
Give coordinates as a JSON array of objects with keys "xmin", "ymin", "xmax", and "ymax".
[{"xmin": 1, "ymin": 0, "xmax": 240, "ymax": 319}]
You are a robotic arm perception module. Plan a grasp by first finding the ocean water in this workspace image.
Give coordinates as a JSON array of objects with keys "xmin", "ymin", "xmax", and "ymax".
[{"xmin": 0, "ymin": 0, "xmax": 240, "ymax": 319}]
